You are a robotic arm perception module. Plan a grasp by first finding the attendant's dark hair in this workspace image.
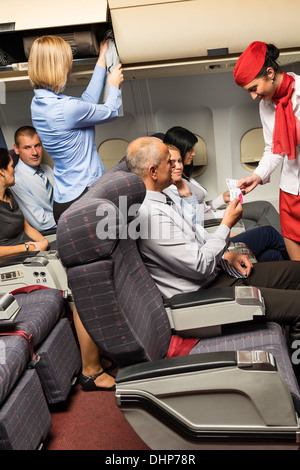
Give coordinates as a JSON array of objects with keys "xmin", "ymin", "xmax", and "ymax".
[
  {"xmin": 0, "ymin": 148, "xmax": 11, "ymax": 170},
  {"xmin": 163, "ymin": 126, "xmax": 198, "ymax": 178},
  {"xmin": 256, "ymin": 44, "xmax": 282, "ymax": 78}
]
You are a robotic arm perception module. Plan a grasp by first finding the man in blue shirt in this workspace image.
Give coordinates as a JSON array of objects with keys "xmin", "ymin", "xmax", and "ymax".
[{"xmin": 11, "ymin": 126, "xmax": 56, "ymax": 233}]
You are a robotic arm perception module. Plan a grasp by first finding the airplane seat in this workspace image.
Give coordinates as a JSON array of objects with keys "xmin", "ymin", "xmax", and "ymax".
[
  {"xmin": 0, "ymin": 288, "xmax": 81, "ymax": 450},
  {"xmin": 58, "ymin": 169, "xmax": 172, "ymax": 366},
  {"xmin": 8, "ymin": 148, "xmax": 19, "ymax": 168},
  {"xmin": 56, "ymin": 163, "xmax": 300, "ymax": 449}
]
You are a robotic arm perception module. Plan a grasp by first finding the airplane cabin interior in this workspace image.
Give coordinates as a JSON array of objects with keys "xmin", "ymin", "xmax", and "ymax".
[{"xmin": 0, "ymin": 0, "xmax": 300, "ymax": 452}]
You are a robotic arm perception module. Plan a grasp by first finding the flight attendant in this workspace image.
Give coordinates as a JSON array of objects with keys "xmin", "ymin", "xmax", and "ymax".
[
  {"xmin": 234, "ymin": 41, "xmax": 300, "ymax": 260},
  {"xmin": 28, "ymin": 35, "xmax": 123, "ymax": 222}
]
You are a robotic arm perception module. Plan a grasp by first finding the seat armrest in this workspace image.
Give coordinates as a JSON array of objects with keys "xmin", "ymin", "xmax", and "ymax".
[
  {"xmin": 116, "ymin": 349, "xmax": 299, "ymax": 446},
  {"xmin": 0, "ymin": 292, "xmax": 20, "ymax": 321},
  {"xmin": 164, "ymin": 286, "xmax": 265, "ymax": 338},
  {"xmin": 228, "ymin": 242, "xmax": 257, "ymax": 263},
  {"xmin": 204, "ymin": 218, "xmax": 223, "ymax": 228},
  {"xmin": 164, "ymin": 287, "xmax": 235, "ymax": 309},
  {"xmin": 0, "ymin": 252, "xmax": 40, "ymax": 268},
  {"xmin": 116, "ymin": 351, "xmax": 238, "ymax": 384}
]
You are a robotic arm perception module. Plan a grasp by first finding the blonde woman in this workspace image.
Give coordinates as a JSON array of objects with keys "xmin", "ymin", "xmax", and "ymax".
[{"xmin": 28, "ymin": 35, "xmax": 123, "ymax": 222}]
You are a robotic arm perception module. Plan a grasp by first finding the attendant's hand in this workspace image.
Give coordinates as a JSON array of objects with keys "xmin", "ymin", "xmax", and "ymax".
[{"xmin": 237, "ymin": 173, "xmax": 262, "ymax": 195}]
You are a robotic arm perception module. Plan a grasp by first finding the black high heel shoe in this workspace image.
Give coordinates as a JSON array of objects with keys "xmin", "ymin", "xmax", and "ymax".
[{"xmin": 79, "ymin": 370, "xmax": 116, "ymax": 392}]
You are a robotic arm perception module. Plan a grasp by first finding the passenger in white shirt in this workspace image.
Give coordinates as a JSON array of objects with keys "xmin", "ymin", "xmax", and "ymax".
[
  {"xmin": 234, "ymin": 42, "xmax": 300, "ymax": 260},
  {"xmin": 126, "ymin": 136, "xmax": 300, "ymax": 344},
  {"xmin": 11, "ymin": 126, "xmax": 56, "ymax": 232}
]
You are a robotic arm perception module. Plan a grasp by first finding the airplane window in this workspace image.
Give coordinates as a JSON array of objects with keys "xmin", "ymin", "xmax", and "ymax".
[{"xmin": 240, "ymin": 128, "xmax": 264, "ymax": 172}]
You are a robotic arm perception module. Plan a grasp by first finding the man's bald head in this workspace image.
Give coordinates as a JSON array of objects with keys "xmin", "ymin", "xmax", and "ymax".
[
  {"xmin": 126, "ymin": 136, "xmax": 174, "ymax": 192},
  {"xmin": 126, "ymin": 137, "xmax": 167, "ymax": 178}
]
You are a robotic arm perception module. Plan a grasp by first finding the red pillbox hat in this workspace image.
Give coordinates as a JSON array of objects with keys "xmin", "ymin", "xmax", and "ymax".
[{"xmin": 233, "ymin": 41, "xmax": 267, "ymax": 86}]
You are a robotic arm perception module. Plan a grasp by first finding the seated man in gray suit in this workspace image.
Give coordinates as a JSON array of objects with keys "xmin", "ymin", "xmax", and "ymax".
[
  {"xmin": 125, "ymin": 136, "xmax": 300, "ymax": 345},
  {"xmin": 11, "ymin": 126, "xmax": 56, "ymax": 233}
]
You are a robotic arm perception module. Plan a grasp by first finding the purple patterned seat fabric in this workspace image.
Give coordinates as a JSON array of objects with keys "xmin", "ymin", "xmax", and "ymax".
[{"xmin": 0, "ymin": 288, "xmax": 64, "ymax": 404}]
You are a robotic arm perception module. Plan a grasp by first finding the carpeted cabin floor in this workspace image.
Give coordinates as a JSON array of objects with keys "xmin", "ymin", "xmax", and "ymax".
[{"xmin": 44, "ymin": 379, "xmax": 149, "ymax": 450}]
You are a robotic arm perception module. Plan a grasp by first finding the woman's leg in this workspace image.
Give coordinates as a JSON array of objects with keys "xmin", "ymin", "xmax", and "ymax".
[
  {"xmin": 73, "ymin": 305, "xmax": 115, "ymax": 389},
  {"xmin": 241, "ymin": 201, "xmax": 281, "ymax": 233},
  {"xmin": 284, "ymin": 237, "xmax": 300, "ymax": 261},
  {"xmin": 230, "ymin": 226, "xmax": 289, "ymax": 261}
]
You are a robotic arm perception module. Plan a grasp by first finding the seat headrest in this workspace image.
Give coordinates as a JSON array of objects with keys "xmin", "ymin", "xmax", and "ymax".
[
  {"xmin": 88, "ymin": 169, "xmax": 145, "ymax": 210},
  {"xmin": 57, "ymin": 170, "xmax": 146, "ymax": 267},
  {"xmin": 9, "ymin": 149, "xmax": 19, "ymax": 168}
]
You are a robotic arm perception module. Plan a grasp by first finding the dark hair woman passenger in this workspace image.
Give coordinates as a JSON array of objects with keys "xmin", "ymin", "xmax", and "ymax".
[{"xmin": 0, "ymin": 148, "xmax": 49, "ymax": 256}]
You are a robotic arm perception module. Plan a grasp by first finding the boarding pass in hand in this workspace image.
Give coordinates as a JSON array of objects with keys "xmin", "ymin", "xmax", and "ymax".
[{"xmin": 226, "ymin": 178, "xmax": 243, "ymax": 203}]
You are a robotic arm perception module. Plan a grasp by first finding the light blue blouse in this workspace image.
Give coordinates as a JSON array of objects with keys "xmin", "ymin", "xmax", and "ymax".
[{"xmin": 31, "ymin": 65, "xmax": 122, "ymax": 203}]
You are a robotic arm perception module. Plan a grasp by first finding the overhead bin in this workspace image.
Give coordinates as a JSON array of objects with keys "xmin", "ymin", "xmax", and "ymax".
[
  {"xmin": 109, "ymin": 0, "xmax": 300, "ymax": 79},
  {"xmin": 2, "ymin": 0, "xmax": 300, "ymax": 89},
  {"xmin": 0, "ymin": 0, "xmax": 109, "ymax": 90},
  {"xmin": 0, "ymin": 0, "xmax": 108, "ymax": 31}
]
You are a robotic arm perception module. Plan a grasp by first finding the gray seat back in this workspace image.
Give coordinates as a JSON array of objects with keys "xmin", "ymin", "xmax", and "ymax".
[{"xmin": 57, "ymin": 166, "xmax": 172, "ymax": 367}]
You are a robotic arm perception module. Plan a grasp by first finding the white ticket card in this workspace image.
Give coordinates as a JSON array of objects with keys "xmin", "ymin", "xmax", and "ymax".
[{"xmin": 226, "ymin": 178, "xmax": 243, "ymax": 203}]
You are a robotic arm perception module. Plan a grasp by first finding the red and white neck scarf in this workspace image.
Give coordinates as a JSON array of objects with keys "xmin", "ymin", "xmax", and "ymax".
[{"xmin": 272, "ymin": 72, "xmax": 296, "ymax": 160}]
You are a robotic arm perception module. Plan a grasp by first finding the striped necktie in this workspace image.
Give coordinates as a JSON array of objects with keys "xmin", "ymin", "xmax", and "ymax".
[{"xmin": 36, "ymin": 168, "xmax": 53, "ymax": 207}]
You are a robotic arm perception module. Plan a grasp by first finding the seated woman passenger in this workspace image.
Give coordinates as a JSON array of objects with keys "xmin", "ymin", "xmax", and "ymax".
[
  {"xmin": 0, "ymin": 148, "xmax": 49, "ymax": 256},
  {"xmin": 164, "ymin": 145, "xmax": 289, "ymax": 263},
  {"xmin": 163, "ymin": 126, "xmax": 282, "ymax": 233}
]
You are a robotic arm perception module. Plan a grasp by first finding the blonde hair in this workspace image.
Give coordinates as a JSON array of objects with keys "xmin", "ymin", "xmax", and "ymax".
[
  {"xmin": 28, "ymin": 35, "xmax": 73, "ymax": 94},
  {"xmin": 166, "ymin": 143, "xmax": 180, "ymax": 152}
]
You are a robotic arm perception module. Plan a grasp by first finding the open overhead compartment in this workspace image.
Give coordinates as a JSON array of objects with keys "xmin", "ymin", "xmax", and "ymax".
[{"xmin": 0, "ymin": 0, "xmax": 110, "ymax": 90}]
